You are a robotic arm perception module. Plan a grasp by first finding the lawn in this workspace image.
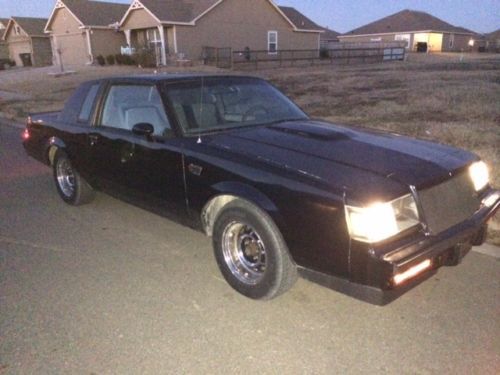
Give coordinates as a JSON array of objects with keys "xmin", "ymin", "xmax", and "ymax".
[{"xmin": 0, "ymin": 54, "xmax": 499, "ymax": 243}]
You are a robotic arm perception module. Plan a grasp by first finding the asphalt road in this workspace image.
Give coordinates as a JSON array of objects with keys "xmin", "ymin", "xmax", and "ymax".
[{"xmin": 0, "ymin": 123, "xmax": 499, "ymax": 374}]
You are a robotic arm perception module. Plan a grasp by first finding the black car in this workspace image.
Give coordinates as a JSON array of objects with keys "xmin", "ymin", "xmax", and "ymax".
[{"xmin": 22, "ymin": 74, "xmax": 500, "ymax": 304}]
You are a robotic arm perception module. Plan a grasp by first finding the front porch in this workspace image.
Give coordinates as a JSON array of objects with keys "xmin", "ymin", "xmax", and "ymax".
[{"xmin": 122, "ymin": 26, "xmax": 178, "ymax": 66}]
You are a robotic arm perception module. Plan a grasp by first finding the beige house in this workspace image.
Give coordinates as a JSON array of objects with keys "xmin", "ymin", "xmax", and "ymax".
[
  {"xmin": 0, "ymin": 19, "xmax": 9, "ymax": 59},
  {"xmin": 485, "ymin": 29, "xmax": 500, "ymax": 52},
  {"xmin": 45, "ymin": 0, "xmax": 129, "ymax": 67},
  {"xmin": 2, "ymin": 17, "xmax": 52, "ymax": 67},
  {"xmin": 119, "ymin": 0, "xmax": 323, "ymax": 65},
  {"xmin": 339, "ymin": 10, "xmax": 477, "ymax": 52}
]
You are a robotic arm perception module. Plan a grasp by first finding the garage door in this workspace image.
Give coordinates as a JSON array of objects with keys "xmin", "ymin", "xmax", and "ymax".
[{"xmin": 54, "ymin": 33, "xmax": 90, "ymax": 67}]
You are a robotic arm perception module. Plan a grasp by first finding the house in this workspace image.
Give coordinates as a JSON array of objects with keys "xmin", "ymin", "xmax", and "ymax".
[
  {"xmin": 320, "ymin": 27, "xmax": 340, "ymax": 48},
  {"xmin": 485, "ymin": 29, "xmax": 500, "ymax": 52},
  {"xmin": 0, "ymin": 18, "xmax": 9, "ymax": 59},
  {"xmin": 2, "ymin": 17, "xmax": 52, "ymax": 67},
  {"xmin": 339, "ymin": 9, "xmax": 477, "ymax": 52},
  {"xmin": 119, "ymin": 0, "xmax": 323, "ymax": 65},
  {"xmin": 44, "ymin": 0, "xmax": 129, "ymax": 67}
]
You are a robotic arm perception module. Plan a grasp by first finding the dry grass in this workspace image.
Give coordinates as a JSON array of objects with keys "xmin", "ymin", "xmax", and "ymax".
[{"xmin": 0, "ymin": 55, "xmax": 499, "ymax": 243}]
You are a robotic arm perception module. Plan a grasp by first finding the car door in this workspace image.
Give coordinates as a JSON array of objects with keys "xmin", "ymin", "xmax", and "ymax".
[{"xmin": 87, "ymin": 81, "xmax": 187, "ymax": 217}]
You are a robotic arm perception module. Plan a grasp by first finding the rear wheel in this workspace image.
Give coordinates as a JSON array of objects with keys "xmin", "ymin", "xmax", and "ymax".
[
  {"xmin": 53, "ymin": 149, "xmax": 94, "ymax": 205},
  {"xmin": 213, "ymin": 200, "xmax": 297, "ymax": 300}
]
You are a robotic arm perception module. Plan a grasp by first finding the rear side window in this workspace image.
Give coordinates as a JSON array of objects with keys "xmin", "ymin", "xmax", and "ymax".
[{"xmin": 78, "ymin": 84, "xmax": 100, "ymax": 123}]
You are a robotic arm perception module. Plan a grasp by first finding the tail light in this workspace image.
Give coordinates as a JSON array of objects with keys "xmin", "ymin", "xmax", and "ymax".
[
  {"xmin": 22, "ymin": 116, "xmax": 31, "ymax": 140},
  {"xmin": 22, "ymin": 128, "xmax": 30, "ymax": 140}
]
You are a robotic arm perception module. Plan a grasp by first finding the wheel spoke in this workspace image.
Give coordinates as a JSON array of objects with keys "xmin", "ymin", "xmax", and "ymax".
[
  {"xmin": 222, "ymin": 222, "xmax": 267, "ymax": 285},
  {"xmin": 56, "ymin": 159, "xmax": 76, "ymax": 198}
]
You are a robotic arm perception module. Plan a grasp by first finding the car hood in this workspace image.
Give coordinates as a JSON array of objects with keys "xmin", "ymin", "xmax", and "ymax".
[{"xmin": 206, "ymin": 120, "xmax": 475, "ymax": 200}]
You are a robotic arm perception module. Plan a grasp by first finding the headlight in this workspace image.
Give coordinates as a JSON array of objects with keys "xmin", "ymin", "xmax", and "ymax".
[
  {"xmin": 345, "ymin": 194, "xmax": 420, "ymax": 243},
  {"xmin": 469, "ymin": 161, "xmax": 489, "ymax": 191}
]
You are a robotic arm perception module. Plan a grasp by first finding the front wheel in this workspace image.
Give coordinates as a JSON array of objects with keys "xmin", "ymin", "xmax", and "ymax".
[
  {"xmin": 213, "ymin": 200, "xmax": 297, "ymax": 300},
  {"xmin": 53, "ymin": 149, "xmax": 95, "ymax": 205}
]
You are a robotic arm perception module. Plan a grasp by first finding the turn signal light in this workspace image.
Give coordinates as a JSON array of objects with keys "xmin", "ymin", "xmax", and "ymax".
[{"xmin": 393, "ymin": 259, "xmax": 432, "ymax": 285}]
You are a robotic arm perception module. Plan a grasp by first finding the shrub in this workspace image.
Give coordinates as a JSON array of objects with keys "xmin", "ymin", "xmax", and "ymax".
[
  {"xmin": 115, "ymin": 54, "xmax": 124, "ymax": 65},
  {"xmin": 96, "ymin": 55, "xmax": 105, "ymax": 66},
  {"xmin": 121, "ymin": 54, "xmax": 136, "ymax": 66},
  {"xmin": 106, "ymin": 55, "xmax": 115, "ymax": 65},
  {"xmin": 133, "ymin": 48, "xmax": 156, "ymax": 68},
  {"xmin": 319, "ymin": 47, "xmax": 330, "ymax": 59}
]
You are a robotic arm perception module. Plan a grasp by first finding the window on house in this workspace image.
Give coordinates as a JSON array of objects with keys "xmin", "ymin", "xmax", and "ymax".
[
  {"xmin": 449, "ymin": 34, "xmax": 455, "ymax": 49},
  {"xmin": 15, "ymin": 25, "xmax": 21, "ymax": 35},
  {"xmin": 268, "ymin": 31, "xmax": 278, "ymax": 54},
  {"xmin": 395, "ymin": 34, "xmax": 411, "ymax": 49}
]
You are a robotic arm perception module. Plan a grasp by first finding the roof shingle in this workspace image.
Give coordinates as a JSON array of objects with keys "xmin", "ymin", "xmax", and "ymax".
[
  {"xmin": 61, "ymin": 0, "xmax": 129, "ymax": 27},
  {"xmin": 320, "ymin": 27, "xmax": 340, "ymax": 41},
  {"xmin": 344, "ymin": 9, "xmax": 475, "ymax": 36},
  {"xmin": 11, "ymin": 17, "xmax": 49, "ymax": 36},
  {"xmin": 278, "ymin": 6, "xmax": 322, "ymax": 31},
  {"xmin": 139, "ymin": 0, "xmax": 219, "ymax": 23}
]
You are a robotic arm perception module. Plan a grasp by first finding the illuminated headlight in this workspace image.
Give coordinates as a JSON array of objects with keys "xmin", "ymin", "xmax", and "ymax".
[
  {"xmin": 469, "ymin": 161, "xmax": 489, "ymax": 191},
  {"xmin": 345, "ymin": 194, "xmax": 420, "ymax": 243}
]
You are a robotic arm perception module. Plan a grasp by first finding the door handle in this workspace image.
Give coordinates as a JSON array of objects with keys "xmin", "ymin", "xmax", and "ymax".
[{"xmin": 89, "ymin": 134, "xmax": 100, "ymax": 146}]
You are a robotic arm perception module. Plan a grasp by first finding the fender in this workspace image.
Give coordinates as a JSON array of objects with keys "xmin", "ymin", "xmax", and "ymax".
[
  {"xmin": 44, "ymin": 136, "xmax": 67, "ymax": 165},
  {"xmin": 209, "ymin": 181, "xmax": 287, "ymax": 233}
]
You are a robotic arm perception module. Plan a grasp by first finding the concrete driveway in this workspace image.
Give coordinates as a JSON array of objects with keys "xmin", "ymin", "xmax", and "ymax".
[{"xmin": 0, "ymin": 122, "xmax": 499, "ymax": 374}]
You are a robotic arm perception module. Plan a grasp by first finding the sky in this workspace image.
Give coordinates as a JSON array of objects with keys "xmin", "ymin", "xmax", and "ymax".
[{"xmin": 0, "ymin": 0, "xmax": 498, "ymax": 34}]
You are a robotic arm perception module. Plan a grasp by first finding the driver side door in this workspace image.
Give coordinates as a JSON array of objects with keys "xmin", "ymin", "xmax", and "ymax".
[{"xmin": 87, "ymin": 82, "xmax": 187, "ymax": 216}]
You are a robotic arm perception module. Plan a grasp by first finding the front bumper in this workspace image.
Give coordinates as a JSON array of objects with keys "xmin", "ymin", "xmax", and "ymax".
[{"xmin": 299, "ymin": 189, "xmax": 500, "ymax": 305}]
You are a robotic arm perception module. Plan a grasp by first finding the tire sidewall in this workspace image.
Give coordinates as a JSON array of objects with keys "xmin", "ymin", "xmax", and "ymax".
[{"xmin": 213, "ymin": 204, "xmax": 288, "ymax": 300}]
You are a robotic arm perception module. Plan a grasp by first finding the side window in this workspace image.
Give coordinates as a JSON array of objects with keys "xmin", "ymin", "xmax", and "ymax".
[
  {"xmin": 78, "ymin": 84, "xmax": 100, "ymax": 123},
  {"xmin": 101, "ymin": 84, "xmax": 171, "ymax": 136},
  {"xmin": 268, "ymin": 31, "xmax": 278, "ymax": 54}
]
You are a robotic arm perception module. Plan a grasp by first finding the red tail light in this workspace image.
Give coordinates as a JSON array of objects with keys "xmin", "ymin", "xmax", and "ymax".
[{"xmin": 22, "ymin": 128, "xmax": 30, "ymax": 140}]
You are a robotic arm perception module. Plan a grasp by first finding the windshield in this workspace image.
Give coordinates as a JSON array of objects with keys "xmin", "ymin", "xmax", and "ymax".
[{"xmin": 163, "ymin": 77, "xmax": 308, "ymax": 134}]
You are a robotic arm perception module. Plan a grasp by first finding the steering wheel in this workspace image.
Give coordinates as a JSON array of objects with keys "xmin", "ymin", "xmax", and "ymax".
[{"xmin": 242, "ymin": 105, "xmax": 269, "ymax": 122}]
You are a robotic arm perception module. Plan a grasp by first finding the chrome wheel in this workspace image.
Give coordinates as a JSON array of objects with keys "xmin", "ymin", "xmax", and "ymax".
[
  {"xmin": 56, "ymin": 158, "xmax": 75, "ymax": 198},
  {"xmin": 222, "ymin": 221, "xmax": 267, "ymax": 285}
]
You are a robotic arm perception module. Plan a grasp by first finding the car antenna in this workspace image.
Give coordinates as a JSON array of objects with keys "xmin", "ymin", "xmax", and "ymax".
[{"xmin": 197, "ymin": 76, "xmax": 204, "ymax": 144}]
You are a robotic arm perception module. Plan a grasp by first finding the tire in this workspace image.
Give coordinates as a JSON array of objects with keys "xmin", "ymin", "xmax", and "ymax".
[
  {"xmin": 53, "ymin": 149, "xmax": 95, "ymax": 205},
  {"xmin": 213, "ymin": 199, "xmax": 297, "ymax": 300}
]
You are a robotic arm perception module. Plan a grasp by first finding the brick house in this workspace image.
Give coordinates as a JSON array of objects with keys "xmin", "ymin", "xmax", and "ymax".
[
  {"xmin": 2, "ymin": 17, "xmax": 52, "ymax": 67},
  {"xmin": 339, "ymin": 9, "xmax": 477, "ymax": 52},
  {"xmin": 119, "ymin": 0, "xmax": 323, "ymax": 65},
  {"xmin": 44, "ymin": 0, "xmax": 129, "ymax": 67}
]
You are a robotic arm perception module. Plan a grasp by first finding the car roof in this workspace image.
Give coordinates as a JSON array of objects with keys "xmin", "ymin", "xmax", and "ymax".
[{"xmin": 96, "ymin": 73, "xmax": 263, "ymax": 83}]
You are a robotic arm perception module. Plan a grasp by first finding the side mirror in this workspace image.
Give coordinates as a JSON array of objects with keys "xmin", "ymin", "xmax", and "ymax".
[{"xmin": 132, "ymin": 123, "xmax": 154, "ymax": 137}]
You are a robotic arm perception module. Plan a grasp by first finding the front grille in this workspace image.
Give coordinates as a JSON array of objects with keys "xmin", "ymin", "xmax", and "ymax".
[{"xmin": 418, "ymin": 171, "xmax": 480, "ymax": 235}]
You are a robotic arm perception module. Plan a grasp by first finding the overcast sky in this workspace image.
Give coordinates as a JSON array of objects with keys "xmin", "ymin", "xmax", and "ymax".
[{"xmin": 0, "ymin": 0, "xmax": 498, "ymax": 34}]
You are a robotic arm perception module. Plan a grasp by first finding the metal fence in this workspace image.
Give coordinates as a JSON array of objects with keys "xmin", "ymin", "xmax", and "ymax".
[
  {"xmin": 202, "ymin": 44, "xmax": 406, "ymax": 70},
  {"xmin": 201, "ymin": 46, "xmax": 233, "ymax": 68}
]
